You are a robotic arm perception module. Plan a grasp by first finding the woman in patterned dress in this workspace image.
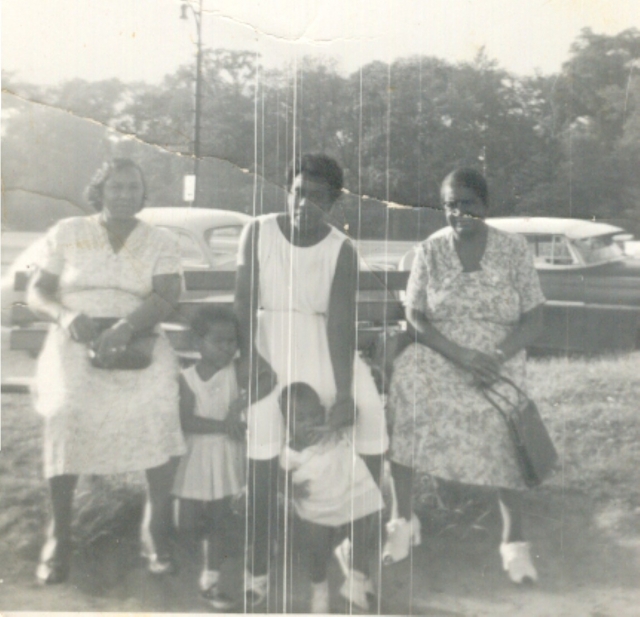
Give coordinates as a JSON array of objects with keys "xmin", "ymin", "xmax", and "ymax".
[
  {"xmin": 28, "ymin": 158, "xmax": 186, "ymax": 584},
  {"xmin": 386, "ymin": 168, "xmax": 545, "ymax": 583}
]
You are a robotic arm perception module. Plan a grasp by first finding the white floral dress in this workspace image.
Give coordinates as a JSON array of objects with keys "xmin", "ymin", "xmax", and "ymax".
[
  {"xmin": 33, "ymin": 215, "xmax": 186, "ymax": 478},
  {"xmin": 388, "ymin": 226, "xmax": 545, "ymax": 489}
]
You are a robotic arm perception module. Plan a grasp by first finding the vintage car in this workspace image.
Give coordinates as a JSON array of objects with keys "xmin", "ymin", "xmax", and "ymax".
[{"xmin": 398, "ymin": 217, "xmax": 640, "ymax": 353}]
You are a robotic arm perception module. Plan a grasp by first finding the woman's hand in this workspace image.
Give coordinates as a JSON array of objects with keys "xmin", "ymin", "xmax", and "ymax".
[
  {"xmin": 93, "ymin": 320, "xmax": 134, "ymax": 365},
  {"xmin": 457, "ymin": 348, "xmax": 502, "ymax": 386},
  {"xmin": 67, "ymin": 314, "xmax": 98, "ymax": 344},
  {"xmin": 328, "ymin": 394, "xmax": 356, "ymax": 431}
]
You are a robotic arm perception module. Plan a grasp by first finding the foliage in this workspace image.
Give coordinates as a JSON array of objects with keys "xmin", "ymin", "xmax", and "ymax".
[{"xmin": 2, "ymin": 28, "xmax": 640, "ymax": 235}]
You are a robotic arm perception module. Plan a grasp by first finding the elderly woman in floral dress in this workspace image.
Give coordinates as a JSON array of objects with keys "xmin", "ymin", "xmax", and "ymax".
[
  {"xmin": 385, "ymin": 168, "xmax": 545, "ymax": 584},
  {"xmin": 28, "ymin": 158, "xmax": 186, "ymax": 584}
]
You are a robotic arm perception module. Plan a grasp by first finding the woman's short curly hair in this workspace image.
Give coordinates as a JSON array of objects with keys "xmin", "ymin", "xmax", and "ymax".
[
  {"xmin": 84, "ymin": 158, "xmax": 147, "ymax": 212},
  {"xmin": 286, "ymin": 153, "xmax": 344, "ymax": 203},
  {"xmin": 441, "ymin": 168, "xmax": 489, "ymax": 207}
]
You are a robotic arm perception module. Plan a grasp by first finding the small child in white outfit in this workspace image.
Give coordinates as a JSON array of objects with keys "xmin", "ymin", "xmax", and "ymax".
[
  {"xmin": 172, "ymin": 306, "xmax": 247, "ymax": 611},
  {"xmin": 279, "ymin": 383, "xmax": 383, "ymax": 613}
]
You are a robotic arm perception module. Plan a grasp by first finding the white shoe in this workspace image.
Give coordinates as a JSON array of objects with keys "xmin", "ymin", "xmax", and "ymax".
[
  {"xmin": 243, "ymin": 570, "xmax": 268, "ymax": 608},
  {"xmin": 382, "ymin": 513, "xmax": 421, "ymax": 565},
  {"xmin": 310, "ymin": 580, "xmax": 329, "ymax": 614},
  {"xmin": 339, "ymin": 569, "xmax": 374, "ymax": 612},
  {"xmin": 500, "ymin": 542, "xmax": 538, "ymax": 583}
]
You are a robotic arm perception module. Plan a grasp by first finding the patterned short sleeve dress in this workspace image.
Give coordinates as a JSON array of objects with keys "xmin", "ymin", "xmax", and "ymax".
[
  {"xmin": 33, "ymin": 214, "xmax": 186, "ymax": 478},
  {"xmin": 388, "ymin": 226, "xmax": 545, "ymax": 489}
]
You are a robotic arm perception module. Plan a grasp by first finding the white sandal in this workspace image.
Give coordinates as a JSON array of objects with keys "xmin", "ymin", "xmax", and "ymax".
[
  {"xmin": 500, "ymin": 542, "xmax": 538, "ymax": 583},
  {"xmin": 243, "ymin": 570, "xmax": 268, "ymax": 609},
  {"xmin": 339, "ymin": 569, "xmax": 375, "ymax": 612}
]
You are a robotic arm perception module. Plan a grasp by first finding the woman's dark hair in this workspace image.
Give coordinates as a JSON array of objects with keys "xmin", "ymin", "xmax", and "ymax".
[
  {"xmin": 286, "ymin": 153, "xmax": 344, "ymax": 202},
  {"xmin": 190, "ymin": 305, "xmax": 239, "ymax": 339},
  {"xmin": 280, "ymin": 382, "xmax": 325, "ymax": 425},
  {"xmin": 84, "ymin": 158, "xmax": 147, "ymax": 212},
  {"xmin": 441, "ymin": 168, "xmax": 489, "ymax": 207}
]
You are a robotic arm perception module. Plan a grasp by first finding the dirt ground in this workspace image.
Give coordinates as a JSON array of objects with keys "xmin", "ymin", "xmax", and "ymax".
[
  {"xmin": 2, "ymin": 348, "xmax": 640, "ymax": 615},
  {"xmin": 1, "ymin": 467, "xmax": 639, "ymax": 615}
]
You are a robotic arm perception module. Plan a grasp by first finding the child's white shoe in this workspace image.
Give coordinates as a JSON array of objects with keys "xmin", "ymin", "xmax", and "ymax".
[
  {"xmin": 243, "ymin": 569, "xmax": 268, "ymax": 609},
  {"xmin": 382, "ymin": 513, "xmax": 421, "ymax": 565},
  {"xmin": 339, "ymin": 569, "xmax": 374, "ymax": 612},
  {"xmin": 500, "ymin": 542, "xmax": 538, "ymax": 584},
  {"xmin": 310, "ymin": 580, "xmax": 329, "ymax": 614}
]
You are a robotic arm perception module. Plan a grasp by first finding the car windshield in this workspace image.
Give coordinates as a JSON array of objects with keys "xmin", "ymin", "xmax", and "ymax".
[{"xmin": 571, "ymin": 234, "xmax": 624, "ymax": 265}]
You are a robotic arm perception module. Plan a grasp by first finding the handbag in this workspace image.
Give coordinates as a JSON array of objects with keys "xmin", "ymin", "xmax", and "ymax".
[
  {"xmin": 482, "ymin": 376, "xmax": 558, "ymax": 489},
  {"xmin": 88, "ymin": 318, "xmax": 158, "ymax": 371}
]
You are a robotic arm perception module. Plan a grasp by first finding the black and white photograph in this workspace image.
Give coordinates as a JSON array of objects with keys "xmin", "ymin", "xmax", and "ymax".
[{"xmin": 2, "ymin": 0, "xmax": 640, "ymax": 614}]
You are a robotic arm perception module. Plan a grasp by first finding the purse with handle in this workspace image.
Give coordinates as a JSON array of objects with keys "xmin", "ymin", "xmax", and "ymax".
[
  {"xmin": 87, "ymin": 318, "xmax": 158, "ymax": 371},
  {"xmin": 482, "ymin": 376, "xmax": 558, "ymax": 489}
]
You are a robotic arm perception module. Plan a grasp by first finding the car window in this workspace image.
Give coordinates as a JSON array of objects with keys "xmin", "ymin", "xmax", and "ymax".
[
  {"xmin": 204, "ymin": 225, "xmax": 244, "ymax": 250},
  {"xmin": 571, "ymin": 234, "xmax": 623, "ymax": 265},
  {"xmin": 159, "ymin": 226, "xmax": 209, "ymax": 268},
  {"xmin": 525, "ymin": 234, "xmax": 576, "ymax": 266}
]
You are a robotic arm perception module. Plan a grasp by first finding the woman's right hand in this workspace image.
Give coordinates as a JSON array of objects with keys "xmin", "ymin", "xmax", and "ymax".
[
  {"xmin": 456, "ymin": 347, "xmax": 501, "ymax": 386},
  {"xmin": 67, "ymin": 314, "xmax": 97, "ymax": 344}
]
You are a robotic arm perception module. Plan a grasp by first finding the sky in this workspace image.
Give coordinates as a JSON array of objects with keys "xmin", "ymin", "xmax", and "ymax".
[{"xmin": 3, "ymin": 0, "xmax": 640, "ymax": 86}]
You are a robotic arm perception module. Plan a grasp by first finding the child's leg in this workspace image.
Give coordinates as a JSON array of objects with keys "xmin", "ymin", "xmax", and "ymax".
[
  {"xmin": 203, "ymin": 497, "xmax": 233, "ymax": 572},
  {"xmin": 307, "ymin": 522, "xmax": 335, "ymax": 584}
]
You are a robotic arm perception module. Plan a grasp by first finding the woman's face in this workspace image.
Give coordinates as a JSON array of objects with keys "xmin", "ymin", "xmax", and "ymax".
[
  {"xmin": 287, "ymin": 173, "xmax": 336, "ymax": 233},
  {"xmin": 102, "ymin": 167, "xmax": 145, "ymax": 221},
  {"xmin": 441, "ymin": 182, "xmax": 488, "ymax": 239}
]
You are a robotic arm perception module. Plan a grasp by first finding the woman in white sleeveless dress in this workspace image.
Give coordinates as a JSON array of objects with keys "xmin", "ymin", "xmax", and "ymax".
[{"xmin": 235, "ymin": 154, "xmax": 388, "ymax": 608}]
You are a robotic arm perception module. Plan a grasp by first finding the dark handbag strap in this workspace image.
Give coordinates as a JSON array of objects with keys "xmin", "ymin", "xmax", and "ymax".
[{"xmin": 481, "ymin": 375, "xmax": 528, "ymax": 420}]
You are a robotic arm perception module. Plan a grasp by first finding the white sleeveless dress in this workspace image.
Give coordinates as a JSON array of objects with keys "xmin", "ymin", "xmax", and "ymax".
[
  {"xmin": 172, "ymin": 364, "xmax": 246, "ymax": 501},
  {"xmin": 244, "ymin": 214, "xmax": 389, "ymax": 460}
]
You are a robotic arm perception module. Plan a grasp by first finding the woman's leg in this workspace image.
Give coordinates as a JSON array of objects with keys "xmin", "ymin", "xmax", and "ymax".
[
  {"xmin": 246, "ymin": 456, "xmax": 280, "ymax": 576},
  {"xmin": 37, "ymin": 474, "xmax": 78, "ymax": 583},
  {"xmin": 390, "ymin": 461, "xmax": 414, "ymax": 521},
  {"xmin": 145, "ymin": 457, "xmax": 179, "ymax": 560},
  {"xmin": 497, "ymin": 488, "xmax": 524, "ymax": 543}
]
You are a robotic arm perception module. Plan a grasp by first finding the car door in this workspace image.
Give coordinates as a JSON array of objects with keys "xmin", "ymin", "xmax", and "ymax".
[{"xmin": 525, "ymin": 234, "xmax": 588, "ymax": 352}]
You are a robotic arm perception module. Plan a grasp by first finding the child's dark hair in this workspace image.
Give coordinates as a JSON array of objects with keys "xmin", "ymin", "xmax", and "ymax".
[
  {"xmin": 280, "ymin": 382, "xmax": 325, "ymax": 425},
  {"xmin": 190, "ymin": 305, "xmax": 239, "ymax": 338},
  {"xmin": 286, "ymin": 153, "xmax": 344, "ymax": 202}
]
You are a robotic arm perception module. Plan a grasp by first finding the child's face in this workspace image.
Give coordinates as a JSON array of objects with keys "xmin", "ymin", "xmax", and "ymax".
[
  {"xmin": 199, "ymin": 320, "xmax": 238, "ymax": 369},
  {"xmin": 286, "ymin": 393, "xmax": 325, "ymax": 447}
]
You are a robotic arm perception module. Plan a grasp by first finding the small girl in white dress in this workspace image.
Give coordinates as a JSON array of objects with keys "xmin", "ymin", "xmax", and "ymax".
[
  {"xmin": 280, "ymin": 383, "xmax": 383, "ymax": 613},
  {"xmin": 172, "ymin": 306, "xmax": 247, "ymax": 611}
]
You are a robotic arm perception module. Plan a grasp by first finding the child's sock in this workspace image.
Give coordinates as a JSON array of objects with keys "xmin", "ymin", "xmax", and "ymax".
[{"xmin": 199, "ymin": 568, "xmax": 220, "ymax": 592}]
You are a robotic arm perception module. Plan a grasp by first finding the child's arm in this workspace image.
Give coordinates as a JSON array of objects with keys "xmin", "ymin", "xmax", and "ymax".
[{"xmin": 179, "ymin": 374, "xmax": 238, "ymax": 436}]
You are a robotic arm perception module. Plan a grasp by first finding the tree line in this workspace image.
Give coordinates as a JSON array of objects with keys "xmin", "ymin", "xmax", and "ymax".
[{"xmin": 3, "ymin": 27, "xmax": 640, "ymax": 236}]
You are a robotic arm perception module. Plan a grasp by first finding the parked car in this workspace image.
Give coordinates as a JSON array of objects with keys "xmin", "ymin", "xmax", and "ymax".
[{"xmin": 398, "ymin": 217, "xmax": 640, "ymax": 353}]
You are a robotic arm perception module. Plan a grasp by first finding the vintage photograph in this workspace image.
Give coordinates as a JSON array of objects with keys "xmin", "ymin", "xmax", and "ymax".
[{"xmin": 2, "ymin": 0, "xmax": 640, "ymax": 614}]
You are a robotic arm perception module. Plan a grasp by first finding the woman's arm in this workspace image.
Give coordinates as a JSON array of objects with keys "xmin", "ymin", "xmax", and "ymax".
[
  {"xmin": 494, "ymin": 305, "xmax": 543, "ymax": 361},
  {"xmin": 235, "ymin": 221, "xmax": 261, "ymax": 359},
  {"xmin": 27, "ymin": 269, "xmax": 96, "ymax": 342},
  {"xmin": 407, "ymin": 308, "xmax": 501, "ymax": 386},
  {"xmin": 326, "ymin": 241, "xmax": 358, "ymax": 427},
  {"xmin": 234, "ymin": 221, "xmax": 276, "ymax": 397},
  {"xmin": 93, "ymin": 272, "xmax": 182, "ymax": 357}
]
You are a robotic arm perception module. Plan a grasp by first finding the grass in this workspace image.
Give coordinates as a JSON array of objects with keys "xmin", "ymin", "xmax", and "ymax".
[{"xmin": 1, "ymin": 353, "xmax": 639, "ymax": 570}]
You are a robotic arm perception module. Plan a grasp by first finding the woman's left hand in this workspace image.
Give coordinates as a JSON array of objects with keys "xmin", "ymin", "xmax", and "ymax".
[{"xmin": 93, "ymin": 321, "xmax": 134, "ymax": 366}]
